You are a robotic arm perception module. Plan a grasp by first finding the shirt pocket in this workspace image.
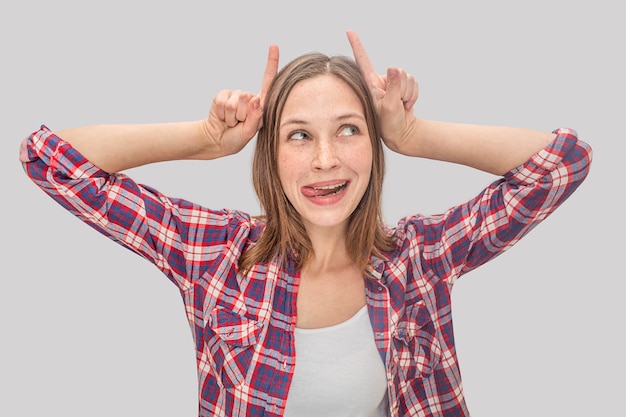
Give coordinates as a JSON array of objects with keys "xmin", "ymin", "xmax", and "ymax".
[
  {"xmin": 206, "ymin": 306, "xmax": 262, "ymax": 388},
  {"xmin": 392, "ymin": 301, "xmax": 442, "ymax": 380}
]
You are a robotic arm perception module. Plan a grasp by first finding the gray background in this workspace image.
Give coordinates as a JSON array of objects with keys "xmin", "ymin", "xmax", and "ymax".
[{"xmin": 2, "ymin": 0, "xmax": 622, "ymax": 416}]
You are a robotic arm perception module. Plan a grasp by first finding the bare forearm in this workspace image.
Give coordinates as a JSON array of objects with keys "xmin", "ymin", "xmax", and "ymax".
[
  {"xmin": 55, "ymin": 120, "xmax": 213, "ymax": 173},
  {"xmin": 402, "ymin": 119, "xmax": 556, "ymax": 175}
]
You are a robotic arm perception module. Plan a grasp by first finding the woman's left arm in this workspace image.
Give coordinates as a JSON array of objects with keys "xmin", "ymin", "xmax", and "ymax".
[
  {"xmin": 389, "ymin": 118, "xmax": 556, "ymax": 176},
  {"xmin": 347, "ymin": 30, "xmax": 566, "ymax": 175}
]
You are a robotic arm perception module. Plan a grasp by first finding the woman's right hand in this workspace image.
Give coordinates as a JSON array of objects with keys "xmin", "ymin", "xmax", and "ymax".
[{"xmin": 200, "ymin": 44, "xmax": 279, "ymax": 158}]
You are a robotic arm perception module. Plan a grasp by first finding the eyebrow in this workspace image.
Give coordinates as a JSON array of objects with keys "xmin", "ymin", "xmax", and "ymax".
[{"xmin": 280, "ymin": 112, "xmax": 366, "ymax": 128}]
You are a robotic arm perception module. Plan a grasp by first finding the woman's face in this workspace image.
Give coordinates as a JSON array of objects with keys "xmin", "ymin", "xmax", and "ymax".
[{"xmin": 277, "ymin": 74, "xmax": 373, "ymax": 233}]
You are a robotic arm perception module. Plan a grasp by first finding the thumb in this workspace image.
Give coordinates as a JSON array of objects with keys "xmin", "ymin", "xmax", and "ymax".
[
  {"xmin": 383, "ymin": 67, "xmax": 403, "ymax": 109},
  {"xmin": 240, "ymin": 96, "xmax": 263, "ymax": 141}
]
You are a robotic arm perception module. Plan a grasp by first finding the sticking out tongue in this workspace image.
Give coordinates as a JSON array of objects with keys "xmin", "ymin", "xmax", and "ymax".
[{"xmin": 302, "ymin": 183, "xmax": 346, "ymax": 198}]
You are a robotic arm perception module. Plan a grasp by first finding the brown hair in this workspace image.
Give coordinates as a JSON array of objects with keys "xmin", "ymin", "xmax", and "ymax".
[{"xmin": 239, "ymin": 52, "xmax": 395, "ymax": 275}]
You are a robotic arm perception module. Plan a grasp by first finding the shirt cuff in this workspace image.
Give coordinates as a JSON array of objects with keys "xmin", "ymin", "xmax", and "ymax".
[{"xmin": 505, "ymin": 127, "xmax": 579, "ymax": 186}]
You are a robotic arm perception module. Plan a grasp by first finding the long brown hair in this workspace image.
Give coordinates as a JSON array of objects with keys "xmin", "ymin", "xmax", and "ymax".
[{"xmin": 239, "ymin": 52, "xmax": 395, "ymax": 275}]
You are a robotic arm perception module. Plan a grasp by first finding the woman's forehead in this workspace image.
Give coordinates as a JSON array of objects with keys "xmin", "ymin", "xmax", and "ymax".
[{"xmin": 280, "ymin": 75, "xmax": 364, "ymax": 119}]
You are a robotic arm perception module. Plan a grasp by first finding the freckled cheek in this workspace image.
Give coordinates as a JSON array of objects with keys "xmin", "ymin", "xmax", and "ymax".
[
  {"xmin": 341, "ymin": 146, "xmax": 373, "ymax": 175},
  {"xmin": 277, "ymin": 154, "xmax": 306, "ymax": 193}
]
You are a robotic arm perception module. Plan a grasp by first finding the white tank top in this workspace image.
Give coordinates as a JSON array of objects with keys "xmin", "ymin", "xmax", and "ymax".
[{"xmin": 283, "ymin": 306, "xmax": 389, "ymax": 417}]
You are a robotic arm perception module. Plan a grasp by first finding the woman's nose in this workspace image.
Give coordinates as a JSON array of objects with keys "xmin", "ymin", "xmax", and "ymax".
[{"xmin": 312, "ymin": 139, "xmax": 339, "ymax": 170}]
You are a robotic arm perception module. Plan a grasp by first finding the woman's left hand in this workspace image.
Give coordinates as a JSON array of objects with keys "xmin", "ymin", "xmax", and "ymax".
[{"xmin": 346, "ymin": 30, "xmax": 420, "ymax": 154}]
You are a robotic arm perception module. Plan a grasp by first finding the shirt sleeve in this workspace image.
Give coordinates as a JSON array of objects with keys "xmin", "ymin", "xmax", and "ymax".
[
  {"xmin": 396, "ymin": 127, "xmax": 593, "ymax": 286},
  {"xmin": 20, "ymin": 125, "xmax": 252, "ymax": 290}
]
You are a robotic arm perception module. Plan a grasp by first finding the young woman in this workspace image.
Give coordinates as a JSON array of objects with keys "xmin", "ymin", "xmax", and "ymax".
[{"xmin": 20, "ymin": 31, "xmax": 592, "ymax": 417}]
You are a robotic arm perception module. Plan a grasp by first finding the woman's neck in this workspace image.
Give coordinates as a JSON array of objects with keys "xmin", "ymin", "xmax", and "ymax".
[{"xmin": 304, "ymin": 223, "xmax": 351, "ymax": 272}]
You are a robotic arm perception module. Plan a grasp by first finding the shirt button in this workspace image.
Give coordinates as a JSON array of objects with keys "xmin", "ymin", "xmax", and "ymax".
[
  {"xmin": 378, "ymin": 286, "xmax": 383, "ymax": 291},
  {"xmin": 283, "ymin": 361, "xmax": 287, "ymax": 369}
]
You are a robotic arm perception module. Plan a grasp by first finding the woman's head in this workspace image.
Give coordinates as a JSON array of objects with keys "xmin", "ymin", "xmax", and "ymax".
[
  {"xmin": 276, "ymin": 72, "xmax": 373, "ymax": 232},
  {"xmin": 240, "ymin": 52, "xmax": 394, "ymax": 273}
]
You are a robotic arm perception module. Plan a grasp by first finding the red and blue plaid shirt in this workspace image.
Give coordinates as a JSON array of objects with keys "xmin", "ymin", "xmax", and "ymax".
[{"xmin": 21, "ymin": 125, "xmax": 592, "ymax": 416}]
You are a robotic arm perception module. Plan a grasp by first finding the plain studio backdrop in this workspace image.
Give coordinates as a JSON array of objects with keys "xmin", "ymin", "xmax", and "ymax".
[{"xmin": 1, "ymin": 1, "xmax": 622, "ymax": 416}]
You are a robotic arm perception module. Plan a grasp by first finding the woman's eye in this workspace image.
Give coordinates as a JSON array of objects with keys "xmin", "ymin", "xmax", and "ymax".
[
  {"xmin": 289, "ymin": 131, "xmax": 309, "ymax": 140},
  {"xmin": 339, "ymin": 125, "xmax": 359, "ymax": 137}
]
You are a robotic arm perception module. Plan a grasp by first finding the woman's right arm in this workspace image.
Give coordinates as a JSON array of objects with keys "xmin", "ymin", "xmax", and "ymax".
[
  {"xmin": 19, "ymin": 90, "xmax": 262, "ymax": 289},
  {"xmin": 52, "ymin": 45, "xmax": 279, "ymax": 173},
  {"xmin": 54, "ymin": 91, "xmax": 262, "ymax": 174},
  {"xmin": 21, "ymin": 123, "xmax": 236, "ymax": 289},
  {"xmin": 19, "ymin": 47, "xmax": 280, "ymax": 288}
]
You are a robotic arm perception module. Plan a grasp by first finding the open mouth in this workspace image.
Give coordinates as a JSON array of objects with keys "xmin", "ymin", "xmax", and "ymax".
[{"xmin": 302, "ymin": 181, "xmax": 349, "ymax": 198}]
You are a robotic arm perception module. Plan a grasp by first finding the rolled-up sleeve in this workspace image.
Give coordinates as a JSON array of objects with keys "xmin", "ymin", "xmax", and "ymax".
[
  {"xmin": 399, "ymin": 127, "xmax": 593, "ymax": 286},
  {"xmin": 20, "ymin": 125, "xmax": 250, "ymax": 291}
]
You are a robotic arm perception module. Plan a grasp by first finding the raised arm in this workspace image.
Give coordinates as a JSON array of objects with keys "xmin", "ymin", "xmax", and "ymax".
[
  {"xmin": 55, "ymin": 45, "xmax": 280, "ymax": 173},
  {"xmin": 346, "ymin": 30, "xmax": 555, "ymax": 176}
]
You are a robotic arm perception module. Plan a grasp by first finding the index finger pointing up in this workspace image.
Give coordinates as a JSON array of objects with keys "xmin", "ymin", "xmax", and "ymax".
[
  {"xmin": 346, "ymin": 30, "xmax": 376, "ymax": 76},
  {"xmin": 259, "ymin": 44, "xmax": 280, "ymax": 106}
]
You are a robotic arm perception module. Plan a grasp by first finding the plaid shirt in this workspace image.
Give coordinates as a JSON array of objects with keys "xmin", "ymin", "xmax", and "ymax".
[{"xmin": 21, "ymin": 125, "xmax": 592, "ymax": 416}]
